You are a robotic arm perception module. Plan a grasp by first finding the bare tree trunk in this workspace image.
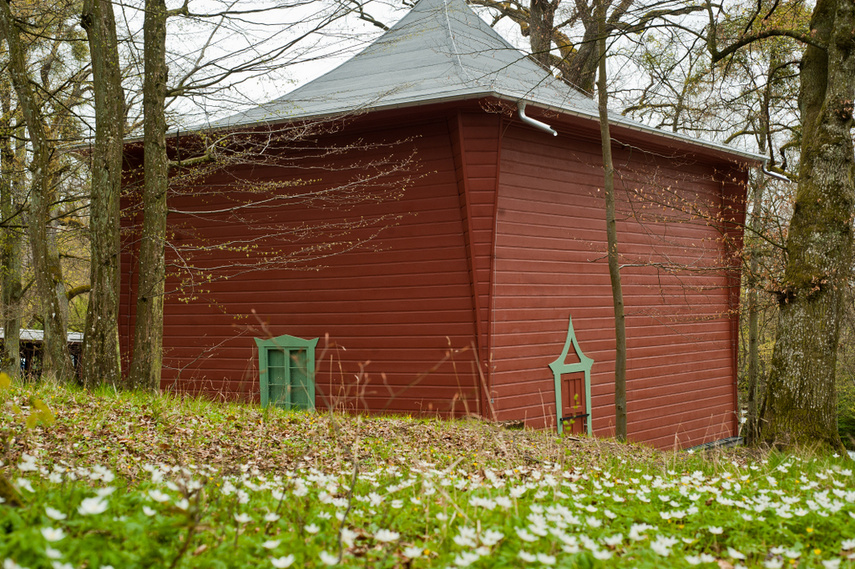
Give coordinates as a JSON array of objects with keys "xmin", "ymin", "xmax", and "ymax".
[
  {"xmin": 0, "ymin": 85, "xmax": 22, "ymax": 378},
  {"xmin": 596, "ymin": 0, "xmax": 627, "ymax": 441},
  {"xmin": 760, "ymin": 0, "xmax": 854, "ymax": 451},
  {"xmin": 129, "ymin": 0, "xmax": 169, "ymax": 391},
  {"xmin": 744, "ymin": 176, "xmax": 764, "ymax": 444},
  {"xmin": 80, "ymin": 0, "xmax": 124, "ymax": 389},
  {"xmin": 744, "ymin": 86, "xmax": 770, "ymax": 444},
  {"xmin": 0, "ymin": 0, "xmax": 72, "ymax": 382}
]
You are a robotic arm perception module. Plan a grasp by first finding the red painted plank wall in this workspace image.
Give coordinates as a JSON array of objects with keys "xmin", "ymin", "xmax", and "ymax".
[
  {"xmin": 447, "ymin": 112, "xmax": 502, "ymax": 413},
  {"xmin": 120, "ymin": 116, "xmax": 482, "ymax": 417},
  {"xmin": 490, "ymin": 122, "xmax": 743, "ymax": 448}
]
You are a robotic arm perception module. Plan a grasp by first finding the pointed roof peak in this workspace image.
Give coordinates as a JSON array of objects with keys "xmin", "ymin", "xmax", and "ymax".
[
  {"xmin": 211, "ymin": 0, "xmax": 597, "ymax": 127},
  {"xmin": 205, "ymin": 0, "xmax": 762, "ymax": 163}
]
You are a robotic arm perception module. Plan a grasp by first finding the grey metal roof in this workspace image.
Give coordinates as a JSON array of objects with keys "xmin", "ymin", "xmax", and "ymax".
[
  {"xmin": 208, "ymin": 0, "xmax": 763, "ymax": 162},
  {"xmin": 0, "ymin": 328, "xmax": 83, "ymax": 343},
  {"xmin": 210, "ymin": 0, "xmax": 598, "ymax": 126}
]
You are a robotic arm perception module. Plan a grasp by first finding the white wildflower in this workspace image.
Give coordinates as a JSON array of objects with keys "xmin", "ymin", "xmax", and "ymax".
[
  {"xmin": 18, "ymin": 454, "xmax": 37, "ymax": 472},
  {"xmin": 270, "ymin": 555, "xmax": 295, "ymax": 568},
  {"xmin": 318, "ymin": 551, "xmax": 338, "ymax": 566},
  {"xmin": 650, "ymin": 538, "xmax": 672, "ymax": 557},
  {"xmin": 45, "ymin": 548, "xmax": 61, "ymax": 560},
  {"xmin": 482, "ymin": 529, "xmax": 503, "ymax": 546},
  {"xmin": 341, "ymin": 528, "xmax": 357, "ymax": 548},
  {"xmin": 453, "ymin": 551, "xmax": 481, "ymax": 567},
  {"xmin": 374, "ymin": 529, "xmax": 399, "ymax": 543},
  {"xmin": 148, "ymin": 489, "xmax": 170, "ymax": 503},
  {"xmin": 727, "ymin": 547, "xmax": 746, "ymax": 560},
  {"xmin": 45, "ymin": 507, "xmax": 66, "ymax": 521},
  {"xmin": 41, "ymin": 527, "xmax": 66, "ymax": 542}
]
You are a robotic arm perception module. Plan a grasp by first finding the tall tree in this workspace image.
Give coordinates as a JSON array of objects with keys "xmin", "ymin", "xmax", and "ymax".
[
  {"xmin": 123, "ymin": 0, "xmax": 373, "ymax": 391},
  {"xmin": 707, "ymin": 0, "xmax": 855, "ymax": 450},
  {"xmin": 0, "ymin": 0, "xmax": 74, "ymax": 381},
  {"xmin": 80, "ymin": 0, "xmax": 124, "ymax": 388},
  {"xmin": 0, "ymin": 78, "xmax": 23, "ymax": 378},
  {"xmin": 470, "ymin": 0, "xmax": 703, "ymax": 93},
  {"xmin": 595, "ymin": 0, "xmax": 627, "ymax": 440},
  {"xmin": 127, "ymin": 0, "xmax": 173, "ymax": 391}
]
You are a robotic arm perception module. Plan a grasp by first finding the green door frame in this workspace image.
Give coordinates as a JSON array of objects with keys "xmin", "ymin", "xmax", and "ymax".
[
  {"xmin": 549, "ymin": 316, "xmax": 594, "ymax": 435},
  {"xmin": 255, "ymin": 334, "xmax": 318, "ymax": 410}
]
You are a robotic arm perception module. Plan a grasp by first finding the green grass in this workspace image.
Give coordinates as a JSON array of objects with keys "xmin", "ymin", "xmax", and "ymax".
[{"xmin": 1, "ymin": 380, "xmax": 854, "ymax": 568}]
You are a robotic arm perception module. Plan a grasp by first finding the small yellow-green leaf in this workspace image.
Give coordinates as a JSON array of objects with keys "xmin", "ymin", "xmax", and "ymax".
[
  {"xmin": 0, "ymin": 372, "xmax": 10, "ymax": 390},
  {"xmin": 32, "ymin": 399, "xmax": 55, "ymax": 426},
  {"xmin": 25, "ymin": 413, "xmax": 39, "ymax": 430}
]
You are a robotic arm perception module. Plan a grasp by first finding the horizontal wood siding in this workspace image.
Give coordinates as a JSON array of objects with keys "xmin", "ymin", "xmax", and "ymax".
[
  {"xmin": 491, "ymin": 123, "xmax": 742, "ymax": 448},
  {"xmin": 120, "ymin": 116, "xmax": 480, "ymax": 416}
]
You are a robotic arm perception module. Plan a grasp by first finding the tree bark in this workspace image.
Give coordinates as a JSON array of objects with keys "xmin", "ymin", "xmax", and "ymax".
[
  {"xmin": 744, "ymin": 74, "xmax": 771, "ymax": 445},
  {"xmin": 0, "ymin": 0, "xmax": 73, "ymax": 382},
  {"xmin": 529, "ymin": 0, "xmax": 557, "ymax": 69},
  {"xmin": 80, "ymin": 0, "xmax": 124, "ymax": 389},
  {"xmin": 760, "ymin": 0, "xmax": 854, "ymax": 451},
  {"xmin": 596, "ymin": 0, "xmax": 627, "ymax": 441},
  {"xmin": 128, "ymin": 0, "xmax": 169, "ymax": 391},
  {"xmin": 0, "ymin": 83, "xmax": 23, "ymax": 378}
]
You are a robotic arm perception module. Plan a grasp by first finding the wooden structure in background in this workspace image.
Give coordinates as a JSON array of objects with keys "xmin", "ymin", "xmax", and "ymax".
[{"xmin": 120, "ymin": 0, "xmax": 756, "ymax": 448}]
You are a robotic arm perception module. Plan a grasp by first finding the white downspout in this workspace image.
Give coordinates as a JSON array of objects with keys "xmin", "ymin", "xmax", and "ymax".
[
  {"xmin": 761, "ymin": 162, "xmax": 791, "ymax": 182},
  {"xmin": 518, "ymin": 101, "xmax": 557, "ymax": 136}
]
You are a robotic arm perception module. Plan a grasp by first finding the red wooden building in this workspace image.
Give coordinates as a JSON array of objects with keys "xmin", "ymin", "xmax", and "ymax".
[{"xmin": 120, "ymin": 0, "xmax": 757, "ymax": 448}]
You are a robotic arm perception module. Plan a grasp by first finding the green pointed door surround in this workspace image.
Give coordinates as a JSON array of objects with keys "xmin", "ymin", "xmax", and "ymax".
[
  {"xmin": 255, "ymin": 334, "xmax": 318, "ymax": 410},
  {"xmin": 549, "ymin": 316, "xmax": 594, "ymax": 435}
]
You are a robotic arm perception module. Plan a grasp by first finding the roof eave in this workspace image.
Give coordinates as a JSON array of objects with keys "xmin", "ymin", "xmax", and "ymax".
[{"xmin": 124, "ymin": 91, "xmax": 765, "ymax": 165}]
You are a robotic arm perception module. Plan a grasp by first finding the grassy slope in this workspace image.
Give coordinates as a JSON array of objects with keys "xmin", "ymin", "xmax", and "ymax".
[
  {"xmin": 3, "ymin": 381, "xmax": 653, "ymax": 477},
  {"xmin": 2, "ymin": 381, "xmax": 854, "ymax": 568}
]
